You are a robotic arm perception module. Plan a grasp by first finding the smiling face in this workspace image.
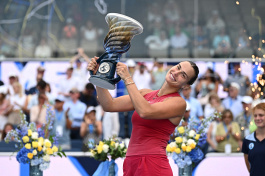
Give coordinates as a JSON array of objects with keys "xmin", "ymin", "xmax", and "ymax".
[
  {"xmin": 253, "ymin": 108, "xmax": 265, "ymax": 128},
  {"xmin": 165, "ymin": 61, "xmax": 195, "ymax": 88}
]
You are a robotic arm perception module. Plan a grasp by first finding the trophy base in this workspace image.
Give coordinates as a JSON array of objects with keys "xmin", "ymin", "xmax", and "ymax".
[{"xmin": 89, "ymin": 76, "xmax": 116, "ymax": 90}]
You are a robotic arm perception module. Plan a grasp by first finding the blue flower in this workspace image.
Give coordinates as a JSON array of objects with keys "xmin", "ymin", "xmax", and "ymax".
[
  {"xmin": 188, "ymin": 147, "xmax": 204, "ymax": 163},
  {"xmin": 16, "ymin": 147, "xmax": 33, "ymax": 164},
  {"xmin": 197, "ymin": 133, "xmax": 207, "ymax": 147},
  {"xmin": 31, "ymin": 158, "xmax": 44, "ymax": 166},
  {"xmin": 39, "ymin": 162, "xmax": 50, "ymax": 171}
]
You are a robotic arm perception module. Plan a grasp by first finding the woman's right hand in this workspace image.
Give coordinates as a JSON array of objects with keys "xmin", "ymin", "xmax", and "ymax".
[{"xmin": 87, "ymin": 56, "xmax": 99, "ymax": 75}]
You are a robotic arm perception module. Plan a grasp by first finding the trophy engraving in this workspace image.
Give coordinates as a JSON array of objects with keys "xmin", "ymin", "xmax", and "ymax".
[{"xmin": 89, "ymin": 13, "xmax": 143, "ymax": 90}]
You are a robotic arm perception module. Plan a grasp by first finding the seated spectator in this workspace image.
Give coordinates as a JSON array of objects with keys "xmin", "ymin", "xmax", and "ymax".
[
  {"xmin": 235, "ymin": 28, "xmax": 250, "ymax": 51},
  {"xmin": 26, "ymin": 73, "xmax": 43, "ymax": 95},
  {"xmin": 80, "ymin": 106, "xmax": 102, "ymax": 151},
  {"xmin": 147, "ymin": 3, "xmax": 163, "ymax": 31},
  {"xmin": 63, "ymin": 18, "xmax": 77, "ymax": 39},
  {"xmin": 0, "ymin": 123, "xmax": 13, "ymax": 141},
  {"xmin": 150, "ymin": 61, "xmax": 168, "ymax": 90},
  {"xmin": 212, "ymin": 28, "xmax": 232, "ymax": 57},
  {"xmin": 206, "ymin": 10, "xmax": 225, "ymax": 39},
  {"xmin": 193, "ymin": 26, "xmax": 209, "ymax": 49},
  {"xmin": 204, "ymin": 93, "xmax": 224, "ymax": 119},
  {"xmin": 0, "ymin": 88, "xmax": 12, "ymax": 133},
  {"xmin": 207, "ymin": 114, "xmax": 221, "ymax": 152},
  {"xmin": 79, "ymin": 83, "xmax": 98, "ymax": 107},
  {"xmin": 145, "ymin": 30, "xmax": 170, "ymax": 50},
  {"xmin": 51, "ymin": 95, "xmax": 71, "ymax": 150},
  {"xmin": 163, "ymin": 0, "xmax": 181, "ymax": 27},
  {"xmin": 216, "ymin": 109, "xmax": 241, "ymax": 152},
  {"xmin": 34, "ymin": 38, "xmax": 51, "ymax": 58},
  {"xmin": 133, "ymin": 63, "xmax": 152, "ymax": 90},
  {"xmin": 170, "ymin": 25, "xmax": 189, "ymax": 49},
  {"xmin": 30, "ymin": 93, "xmax": 47, "ymax": 128},
  {"xmin": 0, "ymin": 39, "xmax": 13, "ymax": 57},
  {"xmin": 81, "ymin": 20, "xmax": 98, "ymax": 41},
  {"xmin": 222, "ymin": 82, "xmax": 244, "ymax": 118},
  {"xmin": 8, "ymin": 82, "xmax": 27, "ymax": 125},
  {"xmin": 102, "ymin": 111, "xmax": 119, "ymax": 140},
  {"xmin": 19, "ymin": 28, "xmax": 35, "ymax": 56},
  {"xmin": 235, "ymin": 96, "xmax": 253, "ymax": 140},
  {"xmin": 252, "ymin": 23, "xmax": 265, "ymax": 50},
  {"xmin": 63, "ymin": 88, "xmax": 87, "ymax": 139}
]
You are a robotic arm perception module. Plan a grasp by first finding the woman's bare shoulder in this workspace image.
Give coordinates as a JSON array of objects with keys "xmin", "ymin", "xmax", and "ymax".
[{"xmin": 139, "ymin": 89, "xmax": 153, "ymax": 96}]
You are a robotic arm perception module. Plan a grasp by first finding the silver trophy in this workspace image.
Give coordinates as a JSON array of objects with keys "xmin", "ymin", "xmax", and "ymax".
[{"xmin": 89, "ymin": 13, "xmax": 143, "ymax": 90}]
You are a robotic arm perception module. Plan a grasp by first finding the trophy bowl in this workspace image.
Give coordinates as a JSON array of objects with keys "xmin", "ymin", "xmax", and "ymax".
[{"xmin": 89, "ymin": 13, "xmax": 143, "ymax": 90}]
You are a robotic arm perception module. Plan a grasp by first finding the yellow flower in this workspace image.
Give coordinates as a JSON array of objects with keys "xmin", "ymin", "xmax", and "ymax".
[
  {"xmin": 52, "ymin": 146, "xmax": 58, "ymax": 153},
  {"xmin": 175, "ymin": 148, "xmax": 181, "ymax": 154},
  {"xmin": 177, "ymin": 127, "xmax": 185, "ymax": 134},
  {"xmin": 25, "ymin": 143, "xmax": 31, "ymax": 149},
  {"xmin": 38, "ymin": 137, "xmax": 44, "ymax": 146},
  {"xmin": 97, "ymin": 145, "xmax": 103, "ymax": 154},
  {"xmin": 175, "ymin": 137, "xmax": 183, "ymax": 144},
  {"xmin": 37, "ymin": 146, "xmax": 42, "ymax": 152},
  {"xmin": 99, "ymin": 141, "xmax": 104, "ymax": 146},
  {"xmin": 33, "ymin": 150, "xmax": 37, "ymax": 155},
  {"xmin": 32, "ymin": 141, "xmax": 38, "ymax": 148},
  {"xmin": 27, "ymin": 153, "xmax": 33, "ymax": 159},
  {"xmin": 110, "ymin": 141, "xmax": 115, "ymax": 147},
  {"xmin": 194, "ymin": 134, "xmax": 200, "ymax": 140},
  {"xmin": 181, "ymin": 144, "xmax": 186, "ymax": 152},
  {"xmin": 28, "ymin": 130, "xmax": 32, "ymax": 136},
  {"xmin": 22, "ymin": 136, "xmax": 29, "ymax": 143},
  {"xmin": 166, "ymin": 145, "xmax": 172, "ymax": 152},
  {"xmin": 44, "ymin": 139, "xmax": 52, "ymax": 148},
  {"xmin": 186, "ymin": 146, "xmax": 192, "ymax": 153},
  {"xmin": 46, "ymin": 148, "xmax": 53, "ymax": 155},
  {"xmin": 190, "ymin": 143, "xmax": 196, "ymax": 149}
]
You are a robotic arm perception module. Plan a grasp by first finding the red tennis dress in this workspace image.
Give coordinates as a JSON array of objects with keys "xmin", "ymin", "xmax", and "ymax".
[{"xmin": 123, "ymin": 90, "xmax": 179, "ymax": 176}]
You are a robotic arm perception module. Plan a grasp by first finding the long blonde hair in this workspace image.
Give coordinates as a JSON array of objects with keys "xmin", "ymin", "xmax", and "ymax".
[{"xmin": 12, "ymin": 82, "xmax": 23, "ymax": 97}]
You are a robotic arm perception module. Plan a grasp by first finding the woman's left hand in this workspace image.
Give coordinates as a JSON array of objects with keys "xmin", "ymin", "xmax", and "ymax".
[{"xmin": 116, "ymin": 62, "xmax": 131, "ymax": 80}]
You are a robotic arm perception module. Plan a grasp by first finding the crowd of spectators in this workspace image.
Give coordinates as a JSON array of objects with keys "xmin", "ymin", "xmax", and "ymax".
[{"xmin": 0, "ymin": 0, "xmax": 264, "ymax": 59}]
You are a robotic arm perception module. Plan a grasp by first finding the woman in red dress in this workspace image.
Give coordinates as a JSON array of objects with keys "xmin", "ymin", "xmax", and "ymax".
[{"xmin": 88, "ymin": 58, "xmax": 199, "ymax": 176}]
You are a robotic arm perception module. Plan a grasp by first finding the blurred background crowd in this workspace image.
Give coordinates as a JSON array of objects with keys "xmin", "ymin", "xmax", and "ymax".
[
  {"xmin": 0, "ymin": 0, "xmax": 265, "ymax": 166},
  {"xmin": 0, "ymin": 0, "xmax": 264, "ymax": 59}
]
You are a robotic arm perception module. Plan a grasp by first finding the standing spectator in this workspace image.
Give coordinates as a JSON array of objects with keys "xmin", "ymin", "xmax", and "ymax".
[
  {"xmin": 81, "ymin": 20, "xmax": 98, "ymax": 41},
  {"xmin": 52, "ymin": 95, "xmax": 71, "ymax": 150},
  {"xmin": 151, "ymin": 61, "xmax": 168, "ymax": 90},
  {"xmin": 223, "ymin": 63, "xmax": 250, "ymax": 96},
  {"xmin": 79, "ymin": 83, "xmax": 98, "ymax": 107},
  {"xmin": 102, "ymin": 111, "xmax": 120, "ymax": 140},
  {"xmin": 34, "ymin": 38, "xmax": 51, "ymax": 58},
  {"xmin": 216, "ymin": 109, "xmax": 241, "ymax": 152},
  {"xmin": 6, "ymin": 72, "xmax": 18, "ymax": 96},
  {"xmin": 180, "ymin": 102, "xmax": 191, "ymax": 127},
  {"xmin": 204, "ymin": 93, "xmax": 224, "ymax": 119},
  {"xmin": 63, "ymin": 18, "xmax": 77, "ymax": 39},
  {"xmin": 170, "ymin": 25, "xmax": 189, "ymax": 49},
  {"xmin": 1, "ymin": 123, "xmax": 13, "ymax": 141},
  {"xmin": 133, "ymin": 63, "xmax": 152, "ymax": 90},
  {"xmin": 80, "ymin": 106, "xmax": 102, "ymax": 151},
  {"xmin": 30, "ymin": 93, "xmax": 47, "ymax": 128},
  {"xmin": 26, "ymin": 66, "xmax": 47, "ymax": 95},
  {"xmin": 206, "ymin": 10, "xmax": 225, "ymax": 40},
  {"xmin": 58, "ymin": 67, "xmax": 80, "ymax": 99},
  {"xmin": 8, "ymin": 82, "xmax": 27, "ymax": 125},
  {"xmin": 242, "ymin": 103, "xmax": 265, "ymax": 176},
  {"xmin": 63, "ymin": 88, "xmax": 86, "ymax": 139},
  {"xmin": 0, "ymin": 88, "xmax": 12, "ymax": 134},
  {"xmin": 235, "ymin": 96, "xmax": 253, "ymax": 139},
  {"xmin": 207, "ymin": 115, "xmax": 221, "ymax": 152},
  {"xmin": 212, "ymin": 28, "xmax": 232, "ymax": 57},
  {"xmin": 222, "ymin": 82, "xmax": 243, "ymax": 118},
  {"xmin": 182, "ymin": 85, "xmax": 204, "ymax": 123},
  {"xmin": 235, "ymin": 28, "xmax": 250, "ymax": 51},
  {"xmin": 193, "ymin": 26, "xmax": 209, "ymax": 49},
  {"xmin": 147, "ymin": 3, "xmax": 163, "ymax": 31}
]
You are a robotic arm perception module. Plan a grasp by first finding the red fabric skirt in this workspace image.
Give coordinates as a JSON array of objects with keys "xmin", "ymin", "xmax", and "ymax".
[{"xmin": 123, "ymin": 155, "xmax": 173, "ymax": 176}]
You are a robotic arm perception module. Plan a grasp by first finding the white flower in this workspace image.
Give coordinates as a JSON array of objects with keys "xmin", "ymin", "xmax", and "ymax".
[
  {"xmin": 31, "ymin": 132, "xmax": 39, "ymax": 140},
  {"xmin": 102, "ymin": 144, "xmax": 109, "ymax": 153},
  {"xmin": 169, "ymin": 142, "xmax": 177, "ymax": 148},
  {"xmin": 119, "ymin": 142, "xmax": 125, "ymax": 149},
  {"xmin": 33, "ymin": 150, "xmax": 37, "ymax": 155},
  {"xmin": 182, "ymin": 137, "xmax": 187, "ymax": 143},
  {"xmin": 42, "ymin": 146, "xmax": 47, "ymax": 152},
  {"xmin": 43, "ymin": 155, "xmax": 50, "ymax": 162},
  {"xmin": 187, "ymin": 139, "xmax": 196, "ymax": 146},
  {"xmin": 188, "ymin": 130, "xmax": 196, "ymax": 138},
  {"xmin": 181, "ymin": 143, "xmax": 186, "ymax": 147},
  {"xmin": 44, "ymin": 139, "xmax": 52, "ymax": 148},
  {"xmin": 115, "ymin": 143, "xmax": 119, "ymax": 149}
]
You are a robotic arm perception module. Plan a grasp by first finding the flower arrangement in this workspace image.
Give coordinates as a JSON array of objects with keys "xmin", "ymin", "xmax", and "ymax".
[
  {"xmin": 90, "ymin": 137, "xmax": 127, "ymax": 161},
  {"xmin": 4, "ymin": 105, "xmax": 66, "ymax": 171},
  {"xmin": 166, "ymin": 112, "xmax": 221, "ymax": 169}
]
